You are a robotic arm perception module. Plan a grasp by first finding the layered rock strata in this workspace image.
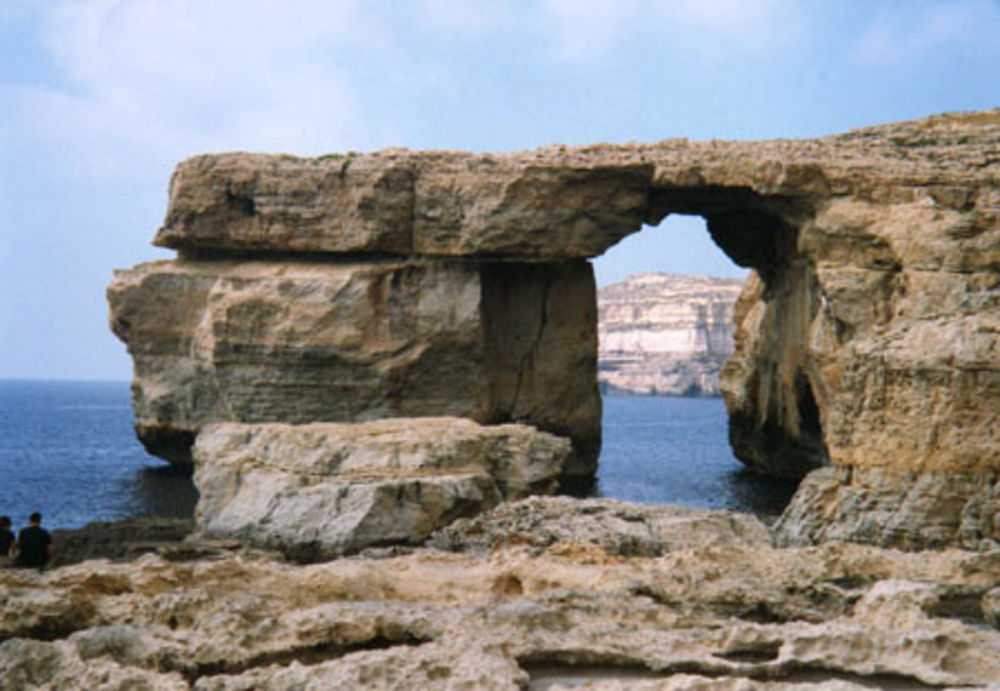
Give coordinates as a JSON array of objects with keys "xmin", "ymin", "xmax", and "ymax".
[
  {"xmin": 776, "ymin": 466, "xmax": 1000, "ymax": 550},
  {"xmin": 109, "ymin": 259, "xmax": 599, "ymax": 478},
  {"xmin": 110, "ymin": 109, "xmax": 1000, "ymax": 548},
  {"xmin": 598, "ymin": 272, "xmax": 744, "ymax": 396},
  {"xmin": 192, "ymin": 418, "xmax": 570, "ymax": 560},
  {"xmin": 2, "ymin": 499, "xmax": 1000, "ymax": 689}
]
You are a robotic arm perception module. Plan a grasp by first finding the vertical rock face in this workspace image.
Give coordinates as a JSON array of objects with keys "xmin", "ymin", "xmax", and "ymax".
[
  {"xmin": 597, "ymin": 272, "xmax": 744, "ymax": 396},
  {"xmin": 110, "ymin": 108, "xmax": 1000, "ymax": 549},
  {"xmin": 109, "ymin": 258, "xmax": 600, "ymax": 479},
  {"xmin": 480, "ymin": 262, "xmax": 601, "ymax": 468},
  {"xmin": 109, "ymin": 259, "xmax": 486, "ymax": 462}
]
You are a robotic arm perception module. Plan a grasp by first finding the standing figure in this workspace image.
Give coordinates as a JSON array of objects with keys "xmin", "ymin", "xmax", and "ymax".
[
  {"xmin": 16, "ymin": 512, "xmax": 52, "ymax": 569},
  {"xmin": 0, "ymin": 516, "xmax": 15, "ymax": 563}
]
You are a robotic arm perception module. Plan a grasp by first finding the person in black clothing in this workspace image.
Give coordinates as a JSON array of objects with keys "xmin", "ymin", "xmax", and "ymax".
[
  {"xmin": 16, "ymin": 512, "xmax": 52, "ymax": 569},
  {"xmin": 0, "ymin": 516, "xmax": 14, "ymax": 560}
]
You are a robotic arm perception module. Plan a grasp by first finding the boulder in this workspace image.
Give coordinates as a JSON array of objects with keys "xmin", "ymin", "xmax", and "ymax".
[
  {"xmin": 192, "ymin": 419, "xmax": 572, "ymax": 560},
  {"xmin": 775, "ymin": 467, "xmax": 1000, "ymax": 550}
]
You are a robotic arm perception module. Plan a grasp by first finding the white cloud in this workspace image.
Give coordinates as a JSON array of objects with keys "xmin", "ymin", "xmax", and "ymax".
[
  {"xmin": 538, "ymin": 0, "xmax": 643, "ymax": 62},
  {"xmin": 855, "ymin": 0, "xmax": 1000, "ymax": 65},
  {"xmin": 414, "ymin": 0, "xmax": 515, "ymax": 34},
  {"xmin": 664, "ymin": 0, "xmax": 798, "ymax": 37},
  {"xmin": 7, "ymin": 0, "xmax": 385, "ymax": 184},
  {"xmin": 538, "ymin": 0, "xmax": 806, "ymax": 63}
]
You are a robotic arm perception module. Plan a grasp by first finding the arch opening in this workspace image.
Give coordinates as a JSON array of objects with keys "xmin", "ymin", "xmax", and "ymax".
[{"xmin": 593, "ymin": 187, "xmax": 828, "ymax": 516}]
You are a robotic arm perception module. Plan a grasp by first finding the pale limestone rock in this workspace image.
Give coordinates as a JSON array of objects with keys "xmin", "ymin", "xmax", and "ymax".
[
  {"xmin": 411, "ymin": 158, "xmax": 652, "ymax": 258},
  {"xmin": 598, "ymin": 272, "xmax": 744, "ymax": 396},
  {"xmin": 429, "ymin": 496, "xmax": 771, "ymax": 556},
  {"xmin": 775, "ymin": 466, "xmax": 1000, "ymax": 550},
  {"xmin": 107, "ymin": 259, "xmax": 483, "ymax": 463},
  {"xmin": 156, "ymin": 151, "xmax": 652, "ymax": 259},
  {"xmin": 192, "ymin": 642, "xmax": 529, "ymax": 691},
  {"xmin": 110, "ymin": 109, "xmax": 1000, "ymax": 548},
  {"xmin": 153, "ymin": 112, "xmax": 998, "ymax": 262},
  {"xmin": 108, "ymin": 259, "xmax": 600, "ymax": 477},
  {"xmin": 2, "ymin": 500, "xmax": 1000, "ymax": 688},
  {"xmin": 156, "ymin": 152, "xmax": 415, "ymax": 254},
  {"xmin": 193, "ymin": 419, "xmax": 571, "ymax": 559},
  {"xmin": 0, "ymin": 637, "xmax": 189, "ymax": 690},
  {"xmin": 984, "ymin": 587, "xmax": 1000, "ymax": 629}
]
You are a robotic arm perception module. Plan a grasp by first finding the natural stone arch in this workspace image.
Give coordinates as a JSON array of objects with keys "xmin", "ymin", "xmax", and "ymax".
[
  {"xmin": 109, "ymin": 109, "xmax": 1000, "ymax": 550},
  {"xmin": 638, "ymin": 185, "xmax": 829, "ymax": 479}
]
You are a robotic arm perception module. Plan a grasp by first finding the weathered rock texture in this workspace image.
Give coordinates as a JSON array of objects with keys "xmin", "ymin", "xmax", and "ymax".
[
  {"xmin": 776, "ymin": 466, "xmax": 1000, "ymax": 551},
  {"xmin": 109, "ymin": 258, "xmax": 599, "ymax": 478},
  {"xmin": 3, "ymin": 499, "xmax": 1000, "ymax": 689},
  {"xmin": 192, "ymin": 418, "xmax": 570, "ymax": 560},
  {"xmin": 110, "ymin": 109, "xmax": 1000, "ymax": 548},
  {"xmin": 154, "ymin": 151, "xmax": 652, "ymax": 258},
  {"xmin": 598, "ymin": 272, "xmax": 744, "ymax": 396}
]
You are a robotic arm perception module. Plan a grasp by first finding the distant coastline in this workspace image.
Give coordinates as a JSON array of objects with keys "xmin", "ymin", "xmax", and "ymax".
[
  {"xmin": 599, "ymin": 383, "xmax": 723, "ymax": 398},
  {"xmin": 597, "ymin": 272, "xmax": 744, "ymax": 398}
]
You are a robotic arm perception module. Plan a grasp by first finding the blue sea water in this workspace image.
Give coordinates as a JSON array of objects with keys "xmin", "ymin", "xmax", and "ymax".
[
  {"xmin": 595, "ymin": 396, "xmax": 798, "ymax": 517},
  {"xmin": 0, "ymin": 380, "xmax": 796, "ymax": 531},
  {"xmin": 0, "ymin": 380, "xmax": 197, "ymax": 530}
]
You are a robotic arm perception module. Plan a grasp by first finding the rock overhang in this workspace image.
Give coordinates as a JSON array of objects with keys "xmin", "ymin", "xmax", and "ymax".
[{"xmin": 153, "ymin": 109, "xmax": 1000, "ymax": 264}]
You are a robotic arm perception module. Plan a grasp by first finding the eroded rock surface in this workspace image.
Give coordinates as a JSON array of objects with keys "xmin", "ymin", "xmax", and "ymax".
[
  {"xmin": 429, "ymin": 495, "xmax": 772, "ymax": 556},
  {"xmin": 193, "ymin": 418, "xmax": 571, "ymax": 560},
  {"xmin": 775, "ymin": 466, "xmax": 1000, "ymax": 551},
  {"xmin": 598, "ymin": 272, "xmax": 744, "ymax": 396},
  {"xmin": 109, "ymin": 259, "xmax": 600, "ymax": 477},
  {"xmin": 156, "ymin": 151, "xmax": 653, "ymax": 259},
  {"xmin": 110, "ymin": 109, "xmax": 1000, "ymax": 548},
  {"xmin": 2, "ymin": 499, "xmax": 999, "ymax": 689}
]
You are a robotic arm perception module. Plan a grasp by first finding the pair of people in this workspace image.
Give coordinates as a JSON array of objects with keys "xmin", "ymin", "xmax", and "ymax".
[{"xmin": 0, "ymin": 512, "xmax": 52, "ymax": 569}]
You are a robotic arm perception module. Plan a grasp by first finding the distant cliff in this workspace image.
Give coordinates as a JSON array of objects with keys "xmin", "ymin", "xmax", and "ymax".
[{"xmin": 598, "ymin": 272, "xmax": 745, "ymax": 396}]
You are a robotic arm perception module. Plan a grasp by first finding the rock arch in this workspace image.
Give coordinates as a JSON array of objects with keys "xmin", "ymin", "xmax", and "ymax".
[{"xmin": 109, "ymin": 110, "xmax": 1000, "ymax": 550}]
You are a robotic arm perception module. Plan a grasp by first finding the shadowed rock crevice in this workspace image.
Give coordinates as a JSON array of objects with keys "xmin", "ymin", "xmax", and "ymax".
[
  {"xmin": 188, "ymin": 633, "xmax": 434, "ymax": 685},
  {"xmin": 480, "ymin": 261, "xmax": 601, "ymax": 480},
  {"xmin": 519, "ymin": 656, "xmax": 946, "ymax": 690},
  {"xmin": 721, "ymin": 258, "xmax": 832, "ymax": 479},
  {"xmin": 645, "ymin": 185, "xmax": 810, "ymax": 285}
]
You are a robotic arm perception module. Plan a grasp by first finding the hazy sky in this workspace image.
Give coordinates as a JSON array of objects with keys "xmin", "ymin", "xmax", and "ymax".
[{"xmin": 2, "ymin": 1, "xmax": 999, "ymax": 380}]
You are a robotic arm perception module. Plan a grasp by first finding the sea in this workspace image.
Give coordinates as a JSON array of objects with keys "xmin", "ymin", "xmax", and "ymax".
[{"xmin": 0, "ymin": 380, "xmax": 797, "ymax": 530}]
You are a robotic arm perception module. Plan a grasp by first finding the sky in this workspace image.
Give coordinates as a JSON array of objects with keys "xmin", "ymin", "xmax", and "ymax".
[{"xmin": 1, "ymin": 1, "xmax": 999, "ymax": 381}]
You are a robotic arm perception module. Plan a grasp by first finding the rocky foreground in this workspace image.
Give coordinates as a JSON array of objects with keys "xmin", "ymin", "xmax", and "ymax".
[{"xmin": 2, "ymin": 499, "xmax": 999, "ymax": 690}]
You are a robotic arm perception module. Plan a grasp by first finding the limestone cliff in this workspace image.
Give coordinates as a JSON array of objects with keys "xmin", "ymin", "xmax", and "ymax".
[
  {"xmin": 598, "ymin": 272, "xmax": 744, "ymax": 396},
  {"xmin": 110, "ymin": 108, "xmax": 1000, "ymax": 549},
  {"xmin": 108, "ymin": 259, "xmax": 600, "ymax": 479}
]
